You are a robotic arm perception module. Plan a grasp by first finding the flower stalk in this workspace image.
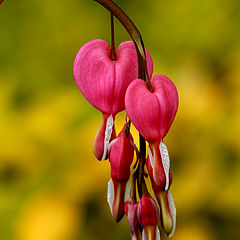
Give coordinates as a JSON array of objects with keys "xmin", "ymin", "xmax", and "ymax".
[
  {"xmin": 110, "ymin": 13, "xmax": 117, "ymax": 60},
  {"xmin": 73, "ymin": 1, "xmax": 179, "ymax": 238}
]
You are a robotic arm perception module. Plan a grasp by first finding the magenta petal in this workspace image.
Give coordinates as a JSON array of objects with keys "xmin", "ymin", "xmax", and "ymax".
[
  {"xmin": 125, "ymin": 75, "xmax": 179, "ymax": 142},
  {"xmin": 73, "ymin": 40, "xmax": 153, "ymax": 115},
  {"xmin": 110, "ymin": 127, "xmax": 134, "ymax": 181},
  {"xmin": 151, "ymin": 75, "xmax": 179, "ymax": 138},
  {"xmin": 125, "ymin": 79, "xmax": 161, "ymax": 142}
]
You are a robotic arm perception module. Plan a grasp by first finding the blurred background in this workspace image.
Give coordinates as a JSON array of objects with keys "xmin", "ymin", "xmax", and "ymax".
[{"xmin": 0, "ymin": 0, "xmax": 240, "ymax": 239}]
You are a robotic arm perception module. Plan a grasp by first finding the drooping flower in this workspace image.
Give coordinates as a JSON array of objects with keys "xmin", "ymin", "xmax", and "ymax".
[
  {"xmin": 107, "ymin": 125, "xmax": 135, "ymax": 222},
  {"xmin": 138, "ymin": 194, "xmax": 161, "ymax": 240},
  {"xmin": 73, "ymin": 39, "xmax": 153, "ymax": 160},
  {"xmin": 125, "ymin": 74, "xmax": 178, "ymax": 189},
  {"xmin": 146, "ymin": 148, "xmax": 176, "ymax": 237}
]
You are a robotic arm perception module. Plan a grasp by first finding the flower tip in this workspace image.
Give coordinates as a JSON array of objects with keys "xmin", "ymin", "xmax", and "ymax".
[
  {"xmin": 93, "ymin": 114, "xmax": 115, "ymax": 160},
  {"xmin": 156, "ymin": 191, "xmax": 176, "ymax": 237}
]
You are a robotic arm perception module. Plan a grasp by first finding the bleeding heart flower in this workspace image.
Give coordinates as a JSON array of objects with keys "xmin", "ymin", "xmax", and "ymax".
[
  {"xmin": 107, "ymin": 125, "xmax": 134, "ymax": 222},
  {"xmin": 125, "ymin": 74, "xmax": 178, "ymax": 187},
  {"xmin": 138, "ymin": 194, "xmax": 160, "ymax": 240},
  {"xmin": 73, "ymin": 39, "xmax": 153, "ymax": 160}
]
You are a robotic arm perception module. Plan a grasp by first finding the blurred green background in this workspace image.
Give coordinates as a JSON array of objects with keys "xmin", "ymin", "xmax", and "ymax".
[{"xmin": 0, "ymin": 0, "xmax": 240, "ymax": 239}]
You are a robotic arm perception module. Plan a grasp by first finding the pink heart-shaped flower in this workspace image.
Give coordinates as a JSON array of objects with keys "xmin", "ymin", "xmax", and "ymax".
[
  {"xmin": 73, "ymin": 39, "xmax": 153, "ymax": 115},
  {"xmin": 125, "ymin": 74, "xmax": 178, "ymax": 189},
  {"xmin": 125, "ymin": 74, "xmax": 179, "ymax": 142}
]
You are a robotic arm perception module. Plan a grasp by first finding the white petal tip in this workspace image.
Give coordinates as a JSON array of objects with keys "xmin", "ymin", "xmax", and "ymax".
[
  {"xmin": 148, "ymin": 147, "xmax": 154, "ymax": 168},
  {"xmin": 107, "ymin": 179, "xmax": 114, "ymax": 215},
  {"xmin": 159, "ymin": 141, "xmax": 170, "ymax": 190},
  {"xmin": 142, "ymin": 229, "xmax": 147, "ymax": 240},
  {"xmin": 102, "ymin": 115, "xmax": 114, "ymax": 160},
  {"xmin": 156, "ymin": 227, "xmax": 161, "ymax": 240}
]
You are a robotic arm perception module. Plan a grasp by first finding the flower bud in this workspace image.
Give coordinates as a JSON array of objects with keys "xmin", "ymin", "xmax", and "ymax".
[
  {"xmin": 124, "ymin": 202, "xmax": 142, "ymax": 240},
  {"xmin": 155, "ymin": 191, "xmax": 176, "ymax": 237},
  {"xmin": 138, "ymin": 195, "xmax": 160, "ymax": 240},
  {"xmin": 107, "ymin": 126, "xmax": 134, "ymax": 222}
]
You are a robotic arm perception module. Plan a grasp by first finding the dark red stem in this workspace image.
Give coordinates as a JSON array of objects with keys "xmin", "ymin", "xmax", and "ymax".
[{"xmin": 110, "ymin": 13, "xmax": 117, "ymax": 60}]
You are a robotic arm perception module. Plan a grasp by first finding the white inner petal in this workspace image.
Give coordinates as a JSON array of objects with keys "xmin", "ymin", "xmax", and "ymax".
[
  {"xmin": 156, "ymin": 227, "xmax": 161, "ymax": 240},
  {"xmin": 159, "ymin": 141, "xmax": 170, "ymax": 191},
  {"xmin": 132, "ymin": 235, "xmax": 137, "ymax": 240},
  {"xmin": 167, "ymin": 192, "xmax": 176, "ymax": 238},
  {"xmin": 124, "ymin": 180, "xmax": 132, "ymax": 203},
  {"xmin": 142, "ymin": 229, "xmax": 147, "ymax": 240},
  {"xmin": 107, "ymin": 179, "xmax": 114, "ymax": 215},
  {"xmin": 102, "ymin": 115, "xmax": 114, "ymax": 160},
  {"xmin": 148, "ymin": 147, "xmax": 154, "ymax": 168}
]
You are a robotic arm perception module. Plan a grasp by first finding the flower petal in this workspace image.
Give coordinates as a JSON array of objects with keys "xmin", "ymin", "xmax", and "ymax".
[
  {"xmin": 102, "ymin": 115, "xmax": 114, "ymax": 160},
  {"xmin": 142, "ymin": 229, "xmax": 147, "ymax": 240},
  {"xmin": 156, "ymin": 227, "xmax": 161, "ymax": 240},
  {"xmin": 148, "ymin": 147, "xmax": 154, "ymax": 168},
  {"xmin": 159, "ymin": 141, "xmax": 170, "ymax": 191},
  {"xmin": 167, "ymin": 192, "xmax": 176, "ymax": 237},
  {"xmin": 124, "ymin": 180, "xmax": 132, "ymax": 202},
  {"xmin": 107, "ymin": 179, "xmax": 114, "ymax": 215}
]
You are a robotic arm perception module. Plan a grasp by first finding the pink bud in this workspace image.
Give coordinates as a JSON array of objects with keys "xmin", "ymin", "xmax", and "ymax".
[
  {"xmin": 124, "ymin": 202, "xmax": 142, "ymax": 240},
  {"xmin": 155, "ymin": 191, "xmax": 176, "ymax": 237},
  {"xmin": 138, "ymin": 195, "xmax": 160, "ymax": 240},
  {"xmin": 107, "ymin": 126, "xmax": 134, "ymax": 222},
  {"xmin": 110, "ymin": 126, "xmax": 134, "ymax": 181}
]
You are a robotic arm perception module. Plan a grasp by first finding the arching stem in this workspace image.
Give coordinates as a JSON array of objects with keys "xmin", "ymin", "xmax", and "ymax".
[
  {"xmin": 110, "ymin": 13, "xmax": 117, "ymax": 60},
  {"xmin": 94, "ymin": 0, "xmax": 152, "ymax": 91}
]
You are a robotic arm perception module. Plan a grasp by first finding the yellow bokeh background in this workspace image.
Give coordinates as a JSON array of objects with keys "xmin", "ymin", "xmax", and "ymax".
[{"xmin": 0, "ymin": 0, "xmax": 240, "ymax": 239}]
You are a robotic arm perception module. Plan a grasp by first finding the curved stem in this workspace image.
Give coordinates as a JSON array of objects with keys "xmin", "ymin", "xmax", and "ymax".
[
  {"xmin": 110, "ymin": 13, "xmax": 117, "ymax": 60},
  {"xmin": 94, "ymin": 0, "xmax": 152, "ymax": 91}
]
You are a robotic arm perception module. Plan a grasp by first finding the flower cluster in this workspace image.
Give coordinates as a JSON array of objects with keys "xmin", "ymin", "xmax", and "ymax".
[{"xmin": 73, "ymin": 1, "xmax": 178, "ymax": 239}]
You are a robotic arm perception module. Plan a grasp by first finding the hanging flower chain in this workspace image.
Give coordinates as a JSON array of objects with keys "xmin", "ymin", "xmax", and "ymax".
[{"xmin": 73, "ymin": 0, "xmax": 179, "ymax": 239}]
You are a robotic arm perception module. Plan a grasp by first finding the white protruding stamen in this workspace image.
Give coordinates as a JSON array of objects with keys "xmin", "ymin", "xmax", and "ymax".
[
  {"xmin": 168, "ymin": 192, "xmax": 176, "ymax": 238},
  {"xmin": 142, "ymin": 229, "xmax": 147, "ymax": 240},
  {"xmin": 107, "ymin": 179, "xmax": 114, "ymax": 215},
  {"xmin": 148, "ymin": 147, "xmax": 154, "ymax": 168},
  {"xmin": 124, "ymin": 180, "xmax": 132, "ymax": 203},
  {"xmin": 159, "ymin": 141, "xmax": 170, "ymax": 191},
  {"xmin": 156, "ymin": 227, "xmax": 161, "ymax": 240},
  {"xmin": 102, "ymin": 115, "xmax": 114, "ymax": 160}
]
